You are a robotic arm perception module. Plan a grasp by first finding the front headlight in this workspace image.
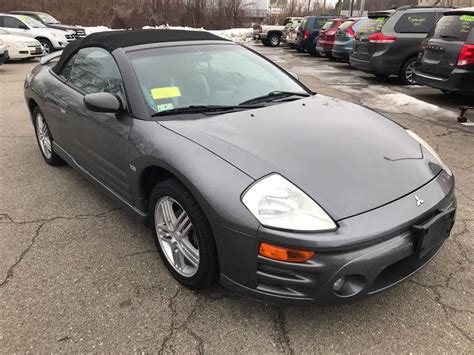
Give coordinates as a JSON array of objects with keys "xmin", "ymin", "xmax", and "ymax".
[
  {"xmin": 16, "ymin": 42, "xmax": 26, "ymax": 48},
  {"xmin": 242, "ymin": 174, "xmax": 337, "ymax": 232},
  {"xmin": 406, "ymin": 130, "xmax": 451, "ymax": 175}
]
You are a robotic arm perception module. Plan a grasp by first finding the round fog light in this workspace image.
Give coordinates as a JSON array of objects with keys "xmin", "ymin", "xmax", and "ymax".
[{"xmin": 333, "ymin": 277, "xmax": 345, "ymax": 292}]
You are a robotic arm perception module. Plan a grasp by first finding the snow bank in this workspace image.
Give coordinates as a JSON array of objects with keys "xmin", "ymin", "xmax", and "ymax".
[
  {"xmin": 362, "ymin": 93, "xmax": 458, "ymax": 120},
  {"xmin": 83, "ymin": 26, "xmax": 113, "ymax": 35},
  {"xmin": 142, "ymin": 25, "xmax": 253, "ymax": 42}
]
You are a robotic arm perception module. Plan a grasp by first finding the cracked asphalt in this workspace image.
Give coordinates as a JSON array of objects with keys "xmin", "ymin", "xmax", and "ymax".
[{"xmin": 0, "ymin": 44, "xmax": 473, "ymax": 353}]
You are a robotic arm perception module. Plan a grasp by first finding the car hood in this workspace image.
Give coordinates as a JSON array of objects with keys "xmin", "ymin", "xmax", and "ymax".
[
  {"xmin": 160, "ymin": 95, "xmax": 442, "ymax": 221},
  {"xmin": 33, "ymin": 27, "xmax": 67, "ymax": 37},
  {"xmin": 48, "ymin": 24, "xmax": 84, "ymax": 31},
  {"xmin": 0, "ymin": 34, "xmax": 40, "ymax": 44}
]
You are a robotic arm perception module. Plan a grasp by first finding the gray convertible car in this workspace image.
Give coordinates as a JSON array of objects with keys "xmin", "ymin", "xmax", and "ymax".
[{"xmin": 24, "ymin": 29, "xmax": 456, "ymax": 305}]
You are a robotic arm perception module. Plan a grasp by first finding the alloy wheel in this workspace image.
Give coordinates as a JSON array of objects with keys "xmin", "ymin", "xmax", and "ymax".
[
  {"xmin": 405, "ymin": 60, "xmax": 416, "ymax": 84},
  {"xmin": 154, "ymin": 196, "xmax": 199, "ymax": 277},
  {"xmin": 36, "ymin": 113, "xmax": 52, "ymax": 159},
  {"xmin": 270, "ymin": 35, "xmax": 280, "ymax": 46},
  {"xmin": 40, "ymin": 41, "xmax": 51, "ymax": 54}
]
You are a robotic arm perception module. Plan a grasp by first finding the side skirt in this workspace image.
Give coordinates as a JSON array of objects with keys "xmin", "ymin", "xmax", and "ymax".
[{"xmin": 53, "ymin": 142, "xmax": 149, "ymax": 223}]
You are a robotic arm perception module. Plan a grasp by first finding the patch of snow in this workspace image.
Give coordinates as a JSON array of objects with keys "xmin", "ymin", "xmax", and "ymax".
[
  {"xmin": 83, "ymin": 26, "xmax": 113, "ymax": 35},
  {"xmin": 361, "ymin": 93, "xmax": 458, "ymax": 119}
]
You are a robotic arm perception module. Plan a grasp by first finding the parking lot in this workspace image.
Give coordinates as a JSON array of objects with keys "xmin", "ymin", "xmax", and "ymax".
[{"xmin": 1, "ymin": 42, "xmax": 473, "ymax": 353}]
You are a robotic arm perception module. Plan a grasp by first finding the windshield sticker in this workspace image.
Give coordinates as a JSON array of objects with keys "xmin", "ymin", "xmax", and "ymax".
[
  {"xmin": 151, "ymin": 87, "xmax": 181, "ymax": 100},
  {"xmin": 460, "ymin": 15, "xmax": 474, "ymax": 22},
  {"xmin": 157, "ymin": 103, "xmax": 174, "ymax": 112},
  {"xmin": 408, "ymin": 16, "xmax": 427, "ymax": 27}
]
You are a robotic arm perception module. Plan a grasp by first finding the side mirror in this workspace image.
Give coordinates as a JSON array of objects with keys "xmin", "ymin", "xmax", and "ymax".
[
  {"xmin": 84, "ymin": 92, "xmax": 122, "ymax": 113},
  {"xmin": 288, "ymin": 71, "xmax": 299, "ymax": 81}
]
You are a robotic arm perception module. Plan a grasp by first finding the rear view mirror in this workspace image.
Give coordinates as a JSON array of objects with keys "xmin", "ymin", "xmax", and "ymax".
[{"xmin": 84, "ymin": 92, "xmax": 122, "ymax": 113}]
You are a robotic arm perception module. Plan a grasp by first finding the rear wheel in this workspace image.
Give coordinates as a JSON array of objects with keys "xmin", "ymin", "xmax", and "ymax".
[
  {"xmin": 149, "ymin": 178, "xmax": 218, "ymax": 290},
  {"xmin": 262, "ymin": 39, "xmax": 270, "ymax": 46},
  {"xmin": 268, "ymin": 33, "xmax": 281, "ymax": 47},
  {"xmin": 400, "ymin": 57, "xmax": 417, "ymax": 85},
  {"xmin": 33, "ymin": 107, "xmax": 64, "ymax": 166}
]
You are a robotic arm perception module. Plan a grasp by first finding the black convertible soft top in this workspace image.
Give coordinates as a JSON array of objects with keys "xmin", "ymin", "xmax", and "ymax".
[{"xmin": 53, "ymin": 29, "xmax": 228, "ymax": 74}]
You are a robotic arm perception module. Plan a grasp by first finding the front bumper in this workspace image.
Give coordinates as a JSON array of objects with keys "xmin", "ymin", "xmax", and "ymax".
[
  {"xmin": 8, "ymin": 45, "xmax": 44, "ymax": 59},
  {"xmin": 414, "ymin": 67, "xmax": 474, "ymax": 95},
  {"xmin": 218, "ymin": 170, "xmax": 456, "ymax": 305}
]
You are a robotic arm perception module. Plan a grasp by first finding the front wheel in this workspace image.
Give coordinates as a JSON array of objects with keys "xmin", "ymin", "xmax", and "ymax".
[
  {"xmin": 149, "ymin": 178, "xmax": 219, "ymax": 290},
  {"xmin": 37, "ymin": 38, "xmax": 53, "ymax": 54},
  {"xmin": 400, "ymin": 57, "xmax": 417, "ymax": 85},
  {"xmin": 33, "ymin": 107, "xmax": 64, "ymax": 166}
]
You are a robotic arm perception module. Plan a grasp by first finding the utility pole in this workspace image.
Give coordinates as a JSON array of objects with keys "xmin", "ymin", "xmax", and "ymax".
[{"xmin": 350, "ymin": 0, "xmax": 354, "ymax": 16}]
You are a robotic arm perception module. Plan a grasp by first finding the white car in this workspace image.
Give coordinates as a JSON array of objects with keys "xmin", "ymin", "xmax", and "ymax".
[
  {"xmin": 0, "ymin": 29, "xmax": 43, "ymax": 60},
  {"xmin": 0, "ymin": 13, "xmax": 74, "ymax": 54},
  {"xmin": 0, "ymin": 38, "xmax": 8, "ymax": 65}
]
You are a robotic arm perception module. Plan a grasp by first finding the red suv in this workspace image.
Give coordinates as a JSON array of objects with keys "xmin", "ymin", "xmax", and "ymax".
[{"xmin": 315, "ymin": 18, "xmax": 347, "ymax": 59}]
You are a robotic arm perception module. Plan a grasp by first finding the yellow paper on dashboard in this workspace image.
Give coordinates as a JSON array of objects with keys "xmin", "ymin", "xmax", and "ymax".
[{"xmin": 151, "ymin": 87, "xmax": 182, "ymax": 100}]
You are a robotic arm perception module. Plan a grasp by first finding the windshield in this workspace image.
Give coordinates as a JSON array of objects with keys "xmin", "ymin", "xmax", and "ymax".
[
  {"xmin": 128, "ymin": 44, "xmax": 307, "ymax": 115},
  {"xmin": 357, "ymin": 17, "xmax": 388, "ymax": 35},
  {"xmin": 432, "ymin": 14, "xmax": 474, "ymax": 41},
  {"xmin": 17, "ymin": 15, "xmax": 46, "ymax": 28},
  {"xmin": 37, "ymin": 13, "xmax": 60, "ymax": 24}
]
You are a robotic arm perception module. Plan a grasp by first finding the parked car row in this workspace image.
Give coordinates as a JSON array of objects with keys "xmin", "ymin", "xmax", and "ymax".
[
  {"xmin": 260, "ymin": 6, "xmax": 474, "ymax": 95},
  {"xmin": 0, "ymin": 11, "xmax": 85, "ymax": 63}
]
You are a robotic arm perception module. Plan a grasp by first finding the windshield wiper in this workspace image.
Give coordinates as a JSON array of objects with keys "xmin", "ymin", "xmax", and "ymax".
[
  {"xmin": 151, "ymin": 104, "xmax": 263, "ymax": 117},
  {"xmin": 239, "ymin": 91, "xmax": 311, "ymax": 105}
]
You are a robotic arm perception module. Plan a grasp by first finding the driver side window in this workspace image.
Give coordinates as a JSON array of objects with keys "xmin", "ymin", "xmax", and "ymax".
[{"xmin": 68, "ymin": 47, "xmax": 123, "ymax": 95}]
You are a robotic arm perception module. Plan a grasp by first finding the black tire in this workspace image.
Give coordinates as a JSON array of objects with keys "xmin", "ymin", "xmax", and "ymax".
[
  {"xmin": 399, "ymin": 57, "xmax": 417, "ymax": 85},
  {"xmin": 149, "ymin": 178, "xmax": 219, "ymax": 290},
  {"xmin": 296, "ymin": 47, "xmax": 305, "ymax": 53},
  {"xmin": 33, "ymin": 106, "xmax": 64, "ymax": 166},
  {"xmin": 262, "ymin": 39, "xmax": 270, "ymax": 46},
  {"xmin": 268, "ymin": 33, "xmax": 281, "ymax": 47},
  {"xmin": 37, "ymin": 38, "xmax": 53, "ymax": 54},
  {"xmin": 308, "ymin": 42, "xmax": 320, "ymax": 56}
]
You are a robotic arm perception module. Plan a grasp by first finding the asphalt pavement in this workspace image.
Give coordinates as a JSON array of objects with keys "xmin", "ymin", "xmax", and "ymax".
[{"xmin": 0, "ymin": 45, "xmax": 473, "ymax": 353}]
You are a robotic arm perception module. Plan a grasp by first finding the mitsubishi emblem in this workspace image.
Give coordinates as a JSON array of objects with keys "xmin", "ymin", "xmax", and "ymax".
[{"xmin": 415, "ymin": 195, "xmax": 424, "ymax": 206}]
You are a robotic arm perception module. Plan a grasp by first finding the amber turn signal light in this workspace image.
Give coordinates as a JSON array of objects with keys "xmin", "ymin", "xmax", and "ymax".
[{"xmin": 259, "ymin": 243, "xmax": 314, "ymax": 263}]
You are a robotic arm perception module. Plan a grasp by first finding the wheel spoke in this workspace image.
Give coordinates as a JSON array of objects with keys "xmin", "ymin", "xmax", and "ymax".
[
  {"xmin": 178, "ymin": 239, "xmax": 199, "ymax": 267},
  {"xmin": 172, "ymin": 244, "xmax": 184, "ymax": 270},
  {"xmin": 161, "ymin": 198, "xmax": 176, "ymax": 230},
  {"xmin": 176, "ymin": 214, "xmax": 191, "ymax": 237}
]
